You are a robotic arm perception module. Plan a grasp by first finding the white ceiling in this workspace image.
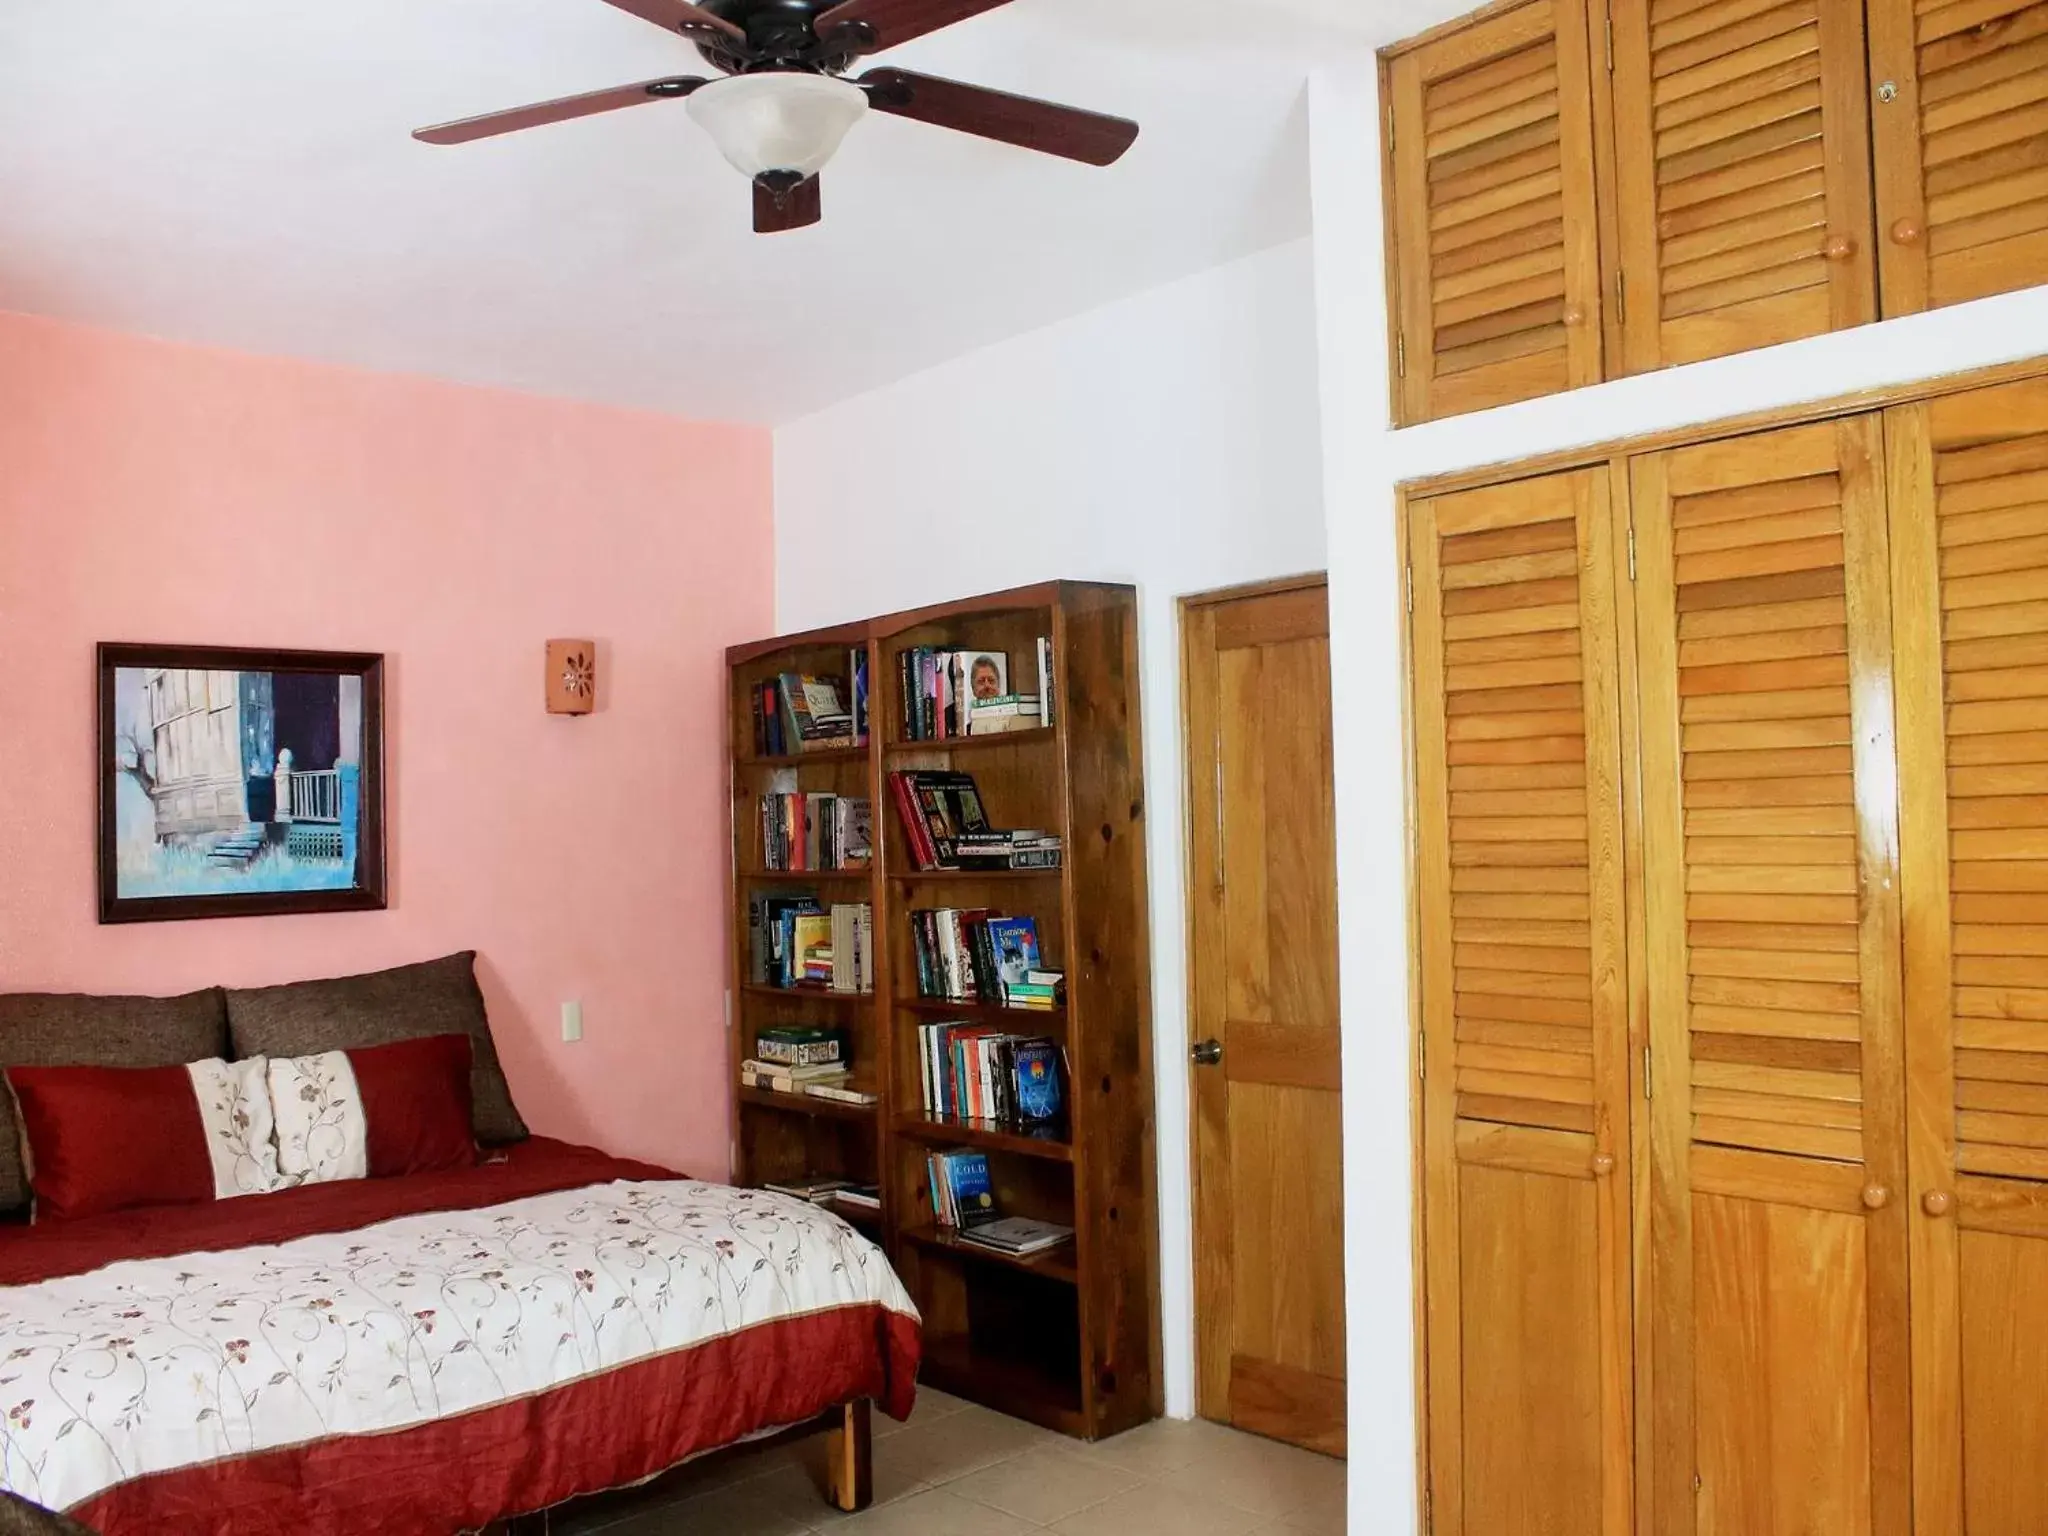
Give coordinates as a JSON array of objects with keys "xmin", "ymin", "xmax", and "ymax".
[{"xmin": 0, "ymin": 0, "xmax": 1469, "ymax": 424}]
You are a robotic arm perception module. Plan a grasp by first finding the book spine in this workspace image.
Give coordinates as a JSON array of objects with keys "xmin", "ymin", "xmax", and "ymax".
[{"xmin": 751, "ymin": 683, "xmax": 766, "ymax": 757}]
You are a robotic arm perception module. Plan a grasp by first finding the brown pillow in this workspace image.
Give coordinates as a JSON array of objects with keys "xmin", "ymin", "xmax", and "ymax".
[
  {"xmin": 0, "ymin": 988, "xmax": 229, "ymax": 1214},
  {"xmin": 224, "ymin": 952, "xmax": 527, "ymax": 1144}
]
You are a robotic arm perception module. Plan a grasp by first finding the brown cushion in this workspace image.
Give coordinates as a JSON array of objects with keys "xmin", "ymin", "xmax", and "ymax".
[
  {"xmin": 0, "ymin": 988, "xmax": 229, "ymax": 1213},
  {"xmin": 225, "ymin": 952, "xmax": 527, "ymax": 1145}
]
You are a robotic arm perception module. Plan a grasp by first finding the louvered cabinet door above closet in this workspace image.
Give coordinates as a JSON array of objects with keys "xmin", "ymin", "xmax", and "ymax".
[
  {"xmin": 1409, "ymin": 468, "xmax": 1633, "ymax": 1536},
  {"xmin": 1868, "ymin": 0, "xmax": 2048, "ymax": 315},
  {"xmin": 1631, "ymin": 419, "xmax": 1911, "ymax": 1536},
  {"xmin": 1386, "ymin": 0, "xmax": 1605, "ymax": 423},
  {"xmin": 1890, "ymin": 375, "xmax": 2048, "ymax": 1536},
  {"xmin": 1605, "ymin": 0, "xmax": 1879, "ymax": 371}
]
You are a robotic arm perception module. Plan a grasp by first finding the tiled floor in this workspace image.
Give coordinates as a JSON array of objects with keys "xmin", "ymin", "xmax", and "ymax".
[{"xmin": 552, "ymin": 1390, "xmax": 1344, "ymax": 1536}]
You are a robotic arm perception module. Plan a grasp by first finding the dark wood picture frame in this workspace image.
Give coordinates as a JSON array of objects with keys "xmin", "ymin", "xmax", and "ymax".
[{"xmin": 96, "ymin": 643, "xmax": 388, "ymax": 925}]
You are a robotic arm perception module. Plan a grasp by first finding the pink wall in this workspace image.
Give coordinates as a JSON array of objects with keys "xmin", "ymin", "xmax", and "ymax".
[{"xmin": 0, "ymin": 310, "xmax": 773, "ymax": 1177}]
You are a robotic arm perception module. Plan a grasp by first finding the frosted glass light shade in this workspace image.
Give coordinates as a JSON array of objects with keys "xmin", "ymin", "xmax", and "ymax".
[{"xmin": 688, "ymin": 73, "xmax": 869, "ymax": 179}]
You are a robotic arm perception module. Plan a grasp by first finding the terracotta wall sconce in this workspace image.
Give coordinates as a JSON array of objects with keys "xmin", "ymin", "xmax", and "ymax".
[{"xmin": 546, "ymin": 640, "xmax": 597, "ymax": 715}]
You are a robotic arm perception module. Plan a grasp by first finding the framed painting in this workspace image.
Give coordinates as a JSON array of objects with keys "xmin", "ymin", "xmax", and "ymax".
[{"xmin": 96, "ymin": 644, "xmax": 387, "ymax": 924}]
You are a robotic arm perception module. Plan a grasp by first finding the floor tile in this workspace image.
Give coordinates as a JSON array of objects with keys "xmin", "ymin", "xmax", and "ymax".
[
  {"xmin": 1169, "ymin": 1431, "xmax": 1346, "ymax": 1519},
  {"xmin": 872, "ymin": 1401, "xmax": 1054, "ymax": 1492},
  {"xmin": 826, "ymin": 1485, "xmax": 1041, "ymax": 1536},
  {"xmin": 953, "ymin": 1443, "xmax": 1143, "ymax": 1526},
  {"xmin": 602, "ymin": 1470, "xmax": 821, "ymax": 1535},
  {"xmin": 1046, "ymin": 1482, "xmax": 1266, "ymax": 1536},
  {"xmin": 1075, "ymin": 1416, "xmax": 1246, "ymax": 1479}
]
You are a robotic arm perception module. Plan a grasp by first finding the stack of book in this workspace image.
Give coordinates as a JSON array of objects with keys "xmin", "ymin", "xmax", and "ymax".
[
  {"xmin": 753, "ymin": 661, "xmax": 866, "ymax": 757},
  {"xmin": 888, "ymin": 770, "xmax": 1062, "ymax": 872},
  {"xmin": 897, "ymin": 639, "xmax": 1054, "ymax": 742},
  {"xmin": 908, "ymin": 911, "xmax": 1037, "ymax": 1004},
  {"xmin": 739, "ymin": 1058, "xmax": 875, "ymax": 1106},
  {"xmin": 955, "ymin": 1216, "xmax": 1074, "ymax": 1259},
  {"xmin": 954, "ymin": 831, "xmax": 1063, "ymax": 871},
  {"xmin": 755, "ymin": 1024, "xmax": 844, "ymax": 1068},
  {"xmin": 926, "ymin": 1149, "xmax": 997, "ymax": 1229},
  {"xmin": 764, "ymin": 1177, "xmax": 883, "ymax": 1212},
  {"xmin": 748, "ymin": 896, "xmax": 873, "ymax": 992},
  {"xmin": 916, "ymin": 1024, "xmax": 1065, "ymax": 1126},
  {"xmin": 759, "ymin": 792, "xmax": 871, "ymax": 871}
]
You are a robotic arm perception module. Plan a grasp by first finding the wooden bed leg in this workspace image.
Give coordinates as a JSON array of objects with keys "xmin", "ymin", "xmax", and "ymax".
[{"xmin": 825, "ymin": 1399, "xmax": 873, "ymax": 1514}]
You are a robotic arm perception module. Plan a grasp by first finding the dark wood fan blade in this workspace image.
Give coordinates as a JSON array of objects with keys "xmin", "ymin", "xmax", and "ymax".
[
  {"xmin": 597, "ymin": 0, "xmax": 746, "ymax": 41},
  {"xmin": 860, "ymin": 69, "xmax": 1139, "ymax": 166},
  {"xmin": 755, "ymin": 175, "xmax": 823, "ymax": 234},
  {"xmin": 414, "ymin": 77, "xmax": 706, "ymax": 145},
  {"xmin": 813, "ymin": 0, "xmax": 1014, "ymax": 54}
]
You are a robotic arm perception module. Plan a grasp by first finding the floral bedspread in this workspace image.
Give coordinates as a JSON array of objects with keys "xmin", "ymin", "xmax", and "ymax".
[{"xmin": 0, "ymin": 1180, "xmax": 916, "ymax": 1514}]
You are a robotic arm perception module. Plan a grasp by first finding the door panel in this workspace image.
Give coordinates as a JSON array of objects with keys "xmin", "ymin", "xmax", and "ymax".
[
  {"xmin": 1606, "ymin": 0, "xmax": 1878, "ymax": 371},
  {"xmin": 1186, "ymin": 581, "xmax": 1346, "ymax": 1457},
  {"xmin": 1411, "ymin": 467, "xmax": 1632, "ymax": 1536},
  {"xmin": 1869, "ymin": 0, "xmax": 2048, "ymax": 315},
  {"xmin": 1632, "ymin": 417, "xmax": 1910, "ymax": 1536},
  {"xmin": 1888, "ymin": 374, "xmax": 2048, "ymax": 1536},
  {"xmin": 1387, "ymin": 0, "xmax": 1605, "ymax": 422}
]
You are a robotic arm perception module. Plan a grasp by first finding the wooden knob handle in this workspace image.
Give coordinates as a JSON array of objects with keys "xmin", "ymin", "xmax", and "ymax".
[
  {"xmin": 1862, "ymin": 1184, "xmax": 1889, "ymax": 1210},
  {"xmin": 1923, "ymin": 1190, "xmax": 1953, "ymax": 1217},
  {"xmin": 1591, "ymin": 1153, "xmax": 1615, "ymax": 1176},
  {"xmin": 1825, "ymin": 235, "xmax": 1856, "ymax": 261},
  {"xmin": 1562, "ymin": 305, "xmax": 1587, "ymax": 327},
  {"xmin": 1892, "ymin": 218, "xmax": 1924, "ymax": 246}
]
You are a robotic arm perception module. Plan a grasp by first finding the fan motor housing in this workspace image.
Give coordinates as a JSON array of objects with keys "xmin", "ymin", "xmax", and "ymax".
[{"xmin": 692, "ymin": 0, "xmax": 872, "ymax": 75}]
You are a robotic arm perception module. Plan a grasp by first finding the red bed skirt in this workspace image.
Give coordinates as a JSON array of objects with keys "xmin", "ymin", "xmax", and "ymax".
[{"xmin": 0, "ymin": 1140, "xmax": 920, "ymax": 1535}]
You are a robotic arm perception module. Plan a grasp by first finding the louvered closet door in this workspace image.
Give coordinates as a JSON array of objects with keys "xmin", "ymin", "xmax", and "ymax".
[
  {"xmin": 1607, "ymin": 0, "xmax": 1878, "ymax": 371},
  {"xmin": 1410, "ymin": 468, "xmax": 1632, "ymax": 1536},
  {"xmin": 1869, "ymin": 0, "xmax": 2048, "ymax": 315},
  {"xmin": 1387, "ymin": 0, "xmax": 1604, "ymax": 424},
  {"xmin": 1632, "ymin": 418, "xmax": 1910, "ymax": 1536},
  {"xmin": 1890, "ymin": 376, "xmax": 2048, "ymax": 1536}
]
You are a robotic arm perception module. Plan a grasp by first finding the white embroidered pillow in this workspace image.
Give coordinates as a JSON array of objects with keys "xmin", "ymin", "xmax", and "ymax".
[
  {"xmin": 268, "ymin": 1050, "xmax": 369, "ymax": 1185},
  {"xmin": 187, "ymin": 1055, "xmax": 285, "ymax": 1198}
]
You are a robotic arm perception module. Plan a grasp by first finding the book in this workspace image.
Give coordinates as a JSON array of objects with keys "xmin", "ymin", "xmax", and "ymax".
[
  {"xmin": 850, "ymin": 646, "xmax": 870, "ymax": 746},
  {"xmin": 765, "ymin": 1176, "xmax": 854, "ymax": 1200},
  {"xmin": 941, "ymin": 651, "xmax": 1009, "ymax": 736},
  {"xmin": 741, "ymin": 1059, "xmax": 853, "ymax": 1093},
  {"xmin": 965, "ymin": 698, "xmax": 1044, "ymax": 735},
  {"xmin": 1036, "ymin": 636, "xmax": 1055, "ymax": 727},
  {"xmin": 986, "ymin": 916, "xmax": 1041, "ymax": 998},
  {"xmin": 802, "ymin": 1082, "xmax": 879, "ymax": 1107},
  {"xmin": 791, "ymin": 912, "xmax": 836, "ymax": 986},
  {"xmin": 761, "ymin": 895, "xmax": 824, "ymax": 987},
  {"xmin": 777, "ymin": 672, "xmax": 854, "ymax": 752},
  {"xmin": 928, "ymin": 1149, "xmax": 999, "ymax": 1230},
  {"xmin": 956, "ymin": 1216, "xmax": 1073, "ymax": 1256},
  {"xmin": 827, "ymin": 903, "xmax": 872, "ymax": 994},
  {"xmin": 1012, "ymin": 1039, "xmax": 1064, "ymax": 1122},
  {"xmin": 755, "ymin": 1025, "xmax": 845, "ymax": 1068},
  {"xmin": 831, "ymin": 1183, "xmax": 882, "ymax": 1210}
]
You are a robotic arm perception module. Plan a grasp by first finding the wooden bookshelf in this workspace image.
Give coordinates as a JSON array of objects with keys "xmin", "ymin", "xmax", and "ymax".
[{"xmin": 725, "ymin": 582, "xmax": 1159, "ymax": 1441}]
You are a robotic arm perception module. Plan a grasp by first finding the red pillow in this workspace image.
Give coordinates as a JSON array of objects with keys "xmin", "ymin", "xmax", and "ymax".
[
  {"xmin": 5, "ymin": 1057, "xmax": 283, "ymax": 1222},
  {"xmin": 268, "ymin": 1033, "xmax": 477, "ymax": 1183}
]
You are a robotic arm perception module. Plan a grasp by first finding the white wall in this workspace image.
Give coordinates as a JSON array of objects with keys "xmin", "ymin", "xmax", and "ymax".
[
  {"xmin": 1304, "ymin": 49, "xmax": 2048, "ymax": 1534},
  {"xmin": 774, "ymin": 237, "xmax": 1329, "ymax": 1420}
]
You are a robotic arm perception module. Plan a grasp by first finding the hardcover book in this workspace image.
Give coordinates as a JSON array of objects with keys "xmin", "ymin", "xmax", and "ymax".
[{"xmin": 1013, "ymin": 1039, "xmax": 1064, "ymax": 1122}]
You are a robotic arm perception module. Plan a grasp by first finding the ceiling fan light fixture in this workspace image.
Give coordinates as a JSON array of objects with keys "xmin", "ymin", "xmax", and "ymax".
[{"xmin": 687, "ymin": 72, "xmax": 869, "ymax": 180}]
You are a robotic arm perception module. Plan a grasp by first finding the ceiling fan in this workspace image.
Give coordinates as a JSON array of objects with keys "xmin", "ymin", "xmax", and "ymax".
[{"xmin": 413, "ymin": 0, "xmax": 1140, "ymax": 234}]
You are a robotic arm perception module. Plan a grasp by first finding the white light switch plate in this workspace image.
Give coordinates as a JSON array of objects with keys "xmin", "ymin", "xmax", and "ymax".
[{"xmin": 561, "ymin": 1000, "xmax": 583, "ymax": 1042}]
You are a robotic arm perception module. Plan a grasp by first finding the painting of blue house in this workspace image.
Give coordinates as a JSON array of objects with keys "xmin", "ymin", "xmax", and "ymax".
[{"xmin": 99, "ymin": 646, "xmax": 386, "ymax": 921}]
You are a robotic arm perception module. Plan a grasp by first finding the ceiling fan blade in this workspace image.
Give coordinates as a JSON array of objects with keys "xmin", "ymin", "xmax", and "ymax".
[
  {"xmin": 596, "ymin": 0, "xmax": 747, "ymax": 41},
  {"xmin": 414, "ymin": 77, "xmax": 706, "ymax": 145},
  {"xmin": 755, "ymin": 175, "xmax": 823, "ymax": 234},
  {"xmin": 813, "ymin": 0, "xmax": 1014, "ymax": 54},
  {"xmin": 861, "ymin": 69, "xmax": 1139, "ymax": 167}
]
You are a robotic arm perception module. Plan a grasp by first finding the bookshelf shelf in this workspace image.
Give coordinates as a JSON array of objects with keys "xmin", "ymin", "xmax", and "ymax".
[
  {"xmin": 736, "ymin": 1085, "xmax": 879, "ymax": 1125},
  {"xmin": 727, "ymin": 582, "xmax": 1157, "ymax": 1442},
  {"xmin": 738, "ymin": 983, "xmax": 873, "ymax": 1002},
  {"xmin": 893, "ymin": 1113, "xmax": 1073, "ymax": 1164},
  {"xmin": 897, "ymin": 997, "xmax": 1067, "ymax": 1024},
  {"xmin": 903, "ymin": 1225, "xmax": 1080, "ymax": 1285},
  {"xmin": 885, "ymin": 727, "xmax": 1057, "ymax": 756}
]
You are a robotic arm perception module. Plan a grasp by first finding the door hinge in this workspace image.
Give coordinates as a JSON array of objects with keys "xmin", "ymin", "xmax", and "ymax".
[
  {"xmin": 1627, "ymin": 517, "xmax": 1638, "ymax": 582},
  {"xmin": 1406, "ymin": 563, "xmax": 1415, "ymax": 615},
  {"xmin": 1605, "ymin": 4, "xmax": 1615, "ymax": 71},
  {"xmin": 1423, "ymin": 1485, "xmax": 1433, "ymax": 1534},
  {"xmin": 1397, "ymin": 329, "xmax": 1409, "ymax": 379},
  {"xmin": 1616, "ymin": 269, "xmax": 1628, "ymax": 327},
  {"xmin": 1643, "ymin": 1043, "xmax": 1654, "ymax": 1099},
  {"xmin": 1387, "ymin": 104, "xmax": 1397, "ymax": 154}
]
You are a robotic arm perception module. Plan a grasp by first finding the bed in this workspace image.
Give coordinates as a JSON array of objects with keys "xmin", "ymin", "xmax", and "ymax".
[{"xmin": 0, "ymin": 961, "xmax": 920, "ymax": 1535}]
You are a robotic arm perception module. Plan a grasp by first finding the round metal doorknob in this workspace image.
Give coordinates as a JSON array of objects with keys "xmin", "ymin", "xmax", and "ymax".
[
  {"xmin": 1892, "ymin": 217, "xmax": 1925, "ymax": 246},
  {"xmin": 1591, "ymin": 1153, "xmax": 1616, "ymax": 1177},
  {"xmin": 1862, "ymin": 1184, "xmax": 1889, "ymax": 1210},
  {"xmin": 1191, "ymin": 1039, "xmax": 1223, "ymax": 1067},
  {"xmin": 1923, "ymin": 1190, "xmax": 1953, "ymax": 1218}
]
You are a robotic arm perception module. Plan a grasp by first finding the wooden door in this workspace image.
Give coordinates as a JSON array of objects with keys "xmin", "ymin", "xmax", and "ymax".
[
  {"xmin": 1386, "ymin": 0, "xmax": 1605, "ymax": 424},
  {"xmin": 1185, "ymin": 579, "xmax": 1346, "ymax": 1456},
  {"xmin": 1409, "ymin": 469, "xmax": 1633, "ymax": 1536},
  {"xmin": 1889, "ymin": 375, "xmax": 2048, "ymax": 1536},
  {"xmin": 1632, "ymin": 417, "xmax": 1910, "ymax": 1536},
  {"xmin": 1605, "ymin": 0, "xmax": 1878, "ymax": 371},
  {"xmin": 1868, "ymin": 0, "xmax": 2048, "ymax": 316}
]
